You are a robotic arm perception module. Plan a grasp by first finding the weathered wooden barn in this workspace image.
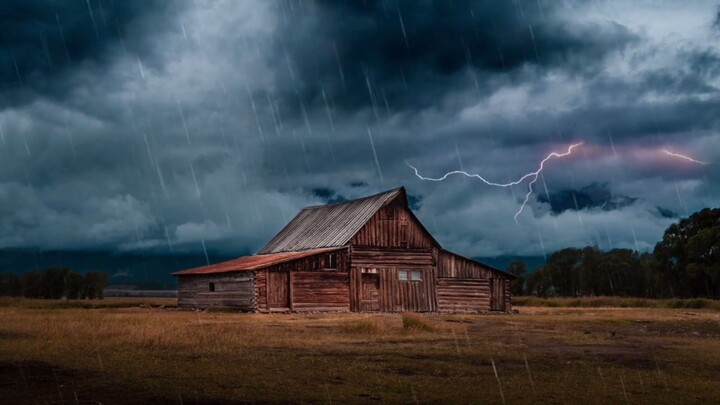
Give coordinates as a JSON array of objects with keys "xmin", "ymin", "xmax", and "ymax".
[{"xmin": 173, "ymin": 187, "xmax": 513, "ymax": 312}]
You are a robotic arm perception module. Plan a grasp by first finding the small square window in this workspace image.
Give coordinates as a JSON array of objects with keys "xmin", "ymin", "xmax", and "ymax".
[
  {"xmin": 411, "ymin": 271, "xmax": 422, "ymax": 281},
  {"xmin": 398, "ymin": 270, "xmax": 408, "ymax": 281},
  {"xmin": 209, "ymin": 283, "xmax": 215, "ymax": 292}
]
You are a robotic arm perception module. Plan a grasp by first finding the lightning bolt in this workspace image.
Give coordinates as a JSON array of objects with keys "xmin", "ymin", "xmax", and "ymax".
[
  {"xmin": 661, "ymin": 149, "xmax": 708, "ymax": 165},
  {"xmin": 407, "ymin": 142, "xmax": 583, "ymax": 223}
]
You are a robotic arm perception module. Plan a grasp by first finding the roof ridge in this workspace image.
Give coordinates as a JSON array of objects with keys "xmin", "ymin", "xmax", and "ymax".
[
  {"xmin": 256, "ymin": 186, "xmax": 406, "ymax": 254},
  {"xmin": 301, "ymin": 186, "xmax": 404, "ymax": 209}
]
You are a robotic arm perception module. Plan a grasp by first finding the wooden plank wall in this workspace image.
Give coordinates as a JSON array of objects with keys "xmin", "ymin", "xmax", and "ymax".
[
  {"xmin": 436, "ymin": 279, "xmax": 490, "ymax": 313},
  {"xmin": 505, "ymin": 279, "xmax": 512, "ymax": 311},
  {"xmin": 177, "ymin": 273, "xmax": 255, "ymax": 311},
  {"xmin": 257, "ymin": 249, "xmax": 350, "ymax": 312},
  {"xmin": 436, "ymin": 250, "xmax": 513, "ymax": 312},
  {"xmin": 350, "ymin": 267, "xmax": 436, "ymax": 312},
  {"xmin": 256, "ymin": 270, "xmax": 267, "ymax": 311},
  {"xmin": 437, "ymin": 251, "xmax": 494, "ymax": 279},
  {"xmin": 351, "ymin": 198, "xmax": 436, "ymax": 249},
  {"xmin": 351, "ymin": 247, "xmax": 433, "ymax": 268},
  {"xmin": 292, "ymin": 272, "xmax": 350, "ymax": 311}
]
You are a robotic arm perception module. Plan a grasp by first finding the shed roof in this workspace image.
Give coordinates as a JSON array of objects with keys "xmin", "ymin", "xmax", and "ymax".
[
  {"xmin": 257, "ymin": 187, "xmax": 405, "ymax": 254},
  {"xmin": 172, "ymin": 247, "xmax": 344, "ymax": 276},
  {"xmin": 439, "ymin": 248, "xmax": 516, "ymax": 279}
]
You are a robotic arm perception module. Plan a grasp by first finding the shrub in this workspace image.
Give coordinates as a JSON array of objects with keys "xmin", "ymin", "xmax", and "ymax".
[{"xmin": 402, "ymin": 314, "xmax": 436, "ymax": 332}]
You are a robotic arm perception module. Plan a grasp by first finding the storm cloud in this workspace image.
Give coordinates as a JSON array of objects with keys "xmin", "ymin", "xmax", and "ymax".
[
  {"xmin": 274, "ymin": 0, "xmax": 637, "ymax": 113},
  {"xmin": 0, "ymin": 0, "xmax": 718, "ymax": 259}
]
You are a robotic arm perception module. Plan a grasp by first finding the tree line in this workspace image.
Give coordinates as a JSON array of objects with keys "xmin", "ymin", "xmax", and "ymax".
[
  {"xmin": 0, "ymin": 268, "xmax": 110, "ymax": 299},
  {"xmin": 508, "ymin": 207, "xmax": 720, "ymax": 299}
]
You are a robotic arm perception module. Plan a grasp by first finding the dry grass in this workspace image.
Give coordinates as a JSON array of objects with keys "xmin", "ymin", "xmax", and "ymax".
[
  {"xmin": 1, "ymin": 299, "xmax": 719, "ymax": 404},
  {"xmin": 401, "ymin": 313, "xmax": 438, "ymax": 332},
  {"xmin": 513, "ymin": 296, "xmax": 720, "ymax": 310}
]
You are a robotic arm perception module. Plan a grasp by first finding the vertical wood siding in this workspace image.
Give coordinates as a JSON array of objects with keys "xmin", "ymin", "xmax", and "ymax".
[
  {"xmin": 350, "ymin": 266, "xmax": 436, "ymax": 312},
  {"xmin": 437, "ymin": 251, "xmax": 494, "ymax": 278},
  {"xmin": 256, "ymin": 249, "xmax": 350, "ymax": 312},
  {"xmin": 351, "ymin": 198, "xmax": 436, "ymax": 249},
  {"xmin": 177, "ymin": 273, "xmax": 255, "ymax": 310}
]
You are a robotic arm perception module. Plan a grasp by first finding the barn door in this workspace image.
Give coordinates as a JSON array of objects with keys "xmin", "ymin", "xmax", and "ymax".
[
  {"xmin": 361, "ymin": 272, "xmax": 380, "ymax": 311},
  {"xmin": 268, "ymin": 271, "xmax": 290, "ymax": 309},
  {"xmin": 490, "ymin": 279, "xmax": 506, "ymax": 311}
]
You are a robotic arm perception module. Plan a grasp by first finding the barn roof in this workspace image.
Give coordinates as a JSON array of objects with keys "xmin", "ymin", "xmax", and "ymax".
[
  {"xmin": 172, "ymin": 247, "xmax": 344, "ymax": 276},
  {"xmin": 257, "ymin": 187, "xmax": 408, "ymax": 254}
]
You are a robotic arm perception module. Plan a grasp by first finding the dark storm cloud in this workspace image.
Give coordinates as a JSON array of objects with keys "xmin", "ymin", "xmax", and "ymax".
[
  {"xmin": 0, "ymin": 0, "xmax": 185, "ymax": 106},
  {"xmin": 274, "ymin": 0, "xmax": 636, "ymax": 113},
  {"xmin": 0, "ymin": 0, "xmax": 717, "ymax": 260}
]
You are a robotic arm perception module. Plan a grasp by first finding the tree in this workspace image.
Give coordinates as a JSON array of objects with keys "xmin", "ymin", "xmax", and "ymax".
[
  {"xmin": 41, "ymin": 268, "xmax": 70, "ymax": 299},
  {"xmin": 600, "ymin": 249, "xmax": 642, "ymax": 297},
  {"xmin": 654, "ymin": 208, "xmax": 720, "ymax": 298},
  {"xmin": 85, "ymin": 271, "xmax": 110, "ymax": 299},
  {"xmin": 507, "ymin": 261, "xmax": 527, "ymax": 296},
  {"xmin": 544, "ymin": 248, "xmax": 583, "ymax": 296},
  {"xmin": 0, "ymin": 273, "xmax": 22, "ymax": 296},
  {"xmin": 525, "ymin": 267, "xmax": 552, "ymax": 297},
  {"xmin": 66, "ymin": 272, "xmax": 86, "ymax": 299},
  {"xmin": 22, "ymin": 271, "xmax": 44, "ymax": 298}
]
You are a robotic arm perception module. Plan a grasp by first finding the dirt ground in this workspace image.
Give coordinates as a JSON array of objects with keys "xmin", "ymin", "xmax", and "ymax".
[{"xmin": 1, "ymin": 299, "xmax": 719, "ymax": 404}]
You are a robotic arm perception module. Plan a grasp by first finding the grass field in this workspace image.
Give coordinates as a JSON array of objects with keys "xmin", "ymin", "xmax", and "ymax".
[{"xmin": 1, "ymin": 298, "xmax": 719, "ymax": 404}]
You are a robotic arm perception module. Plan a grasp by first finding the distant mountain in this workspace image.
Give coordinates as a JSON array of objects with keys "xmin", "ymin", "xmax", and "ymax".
[
  {"xmin": 0, "ymin": 249, "xmax": 238, "ymax": 290},
  {"xmin": 0, "ymin": 248, "xmax": 547, "ymax": 289},
  {"xmin": 538, "ymin": 182, "xmax": 678, "ymax": 218}
]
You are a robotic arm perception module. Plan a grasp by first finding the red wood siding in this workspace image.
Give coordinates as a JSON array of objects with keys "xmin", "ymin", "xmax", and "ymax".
[
  {"xmin": 255, "ymin": 249, "xmax": 350, "ymax": 312},
  {"xmin": 350, "ymin": 267, "xmax": 436, "ymax": 312},
  {"xmin": 351, "ymin": 247, "xmax": 434, "ymax": 268},
  {"xmin": 292, "ymin": 272, "xmax": 350, "ymax": 311},
  {"xmin": 351, "ymin": 197, "xmax": 436, "ymax": 249}
]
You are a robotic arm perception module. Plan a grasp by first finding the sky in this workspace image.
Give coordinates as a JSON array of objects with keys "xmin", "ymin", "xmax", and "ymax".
[{"xmin": 0, "ymin": 0, "xmax": 718, "ymax": 259}]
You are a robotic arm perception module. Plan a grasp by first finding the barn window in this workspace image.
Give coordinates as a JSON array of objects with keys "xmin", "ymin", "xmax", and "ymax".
[
  {"xmin": 209, "ymin": 283, "xmax": 215, "ymax": 292},
  {"xmin": 411, "ymin": 271, "xmax": 422, "ymax": 281},
  {"xmin": 401, "ymin": 223, "xmax": 408, "ymax": 245},
  {"xmin": 325, "ymin": 253, "xmax": 337, "ymax": 269},
  {"xmin": 398, "ymin": 270, "xmax": 408, "ymax": 281}
]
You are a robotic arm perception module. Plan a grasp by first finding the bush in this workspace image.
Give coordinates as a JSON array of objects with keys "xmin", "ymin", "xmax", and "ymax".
[{"xmin": 402, "ymin": 314, "xmax": 436, "ymax": 332}]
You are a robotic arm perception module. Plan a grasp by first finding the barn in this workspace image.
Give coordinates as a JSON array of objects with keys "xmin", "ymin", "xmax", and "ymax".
[{"xmin": 173, "ymin": 187, "xmax": 514, "ymax": 312}]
